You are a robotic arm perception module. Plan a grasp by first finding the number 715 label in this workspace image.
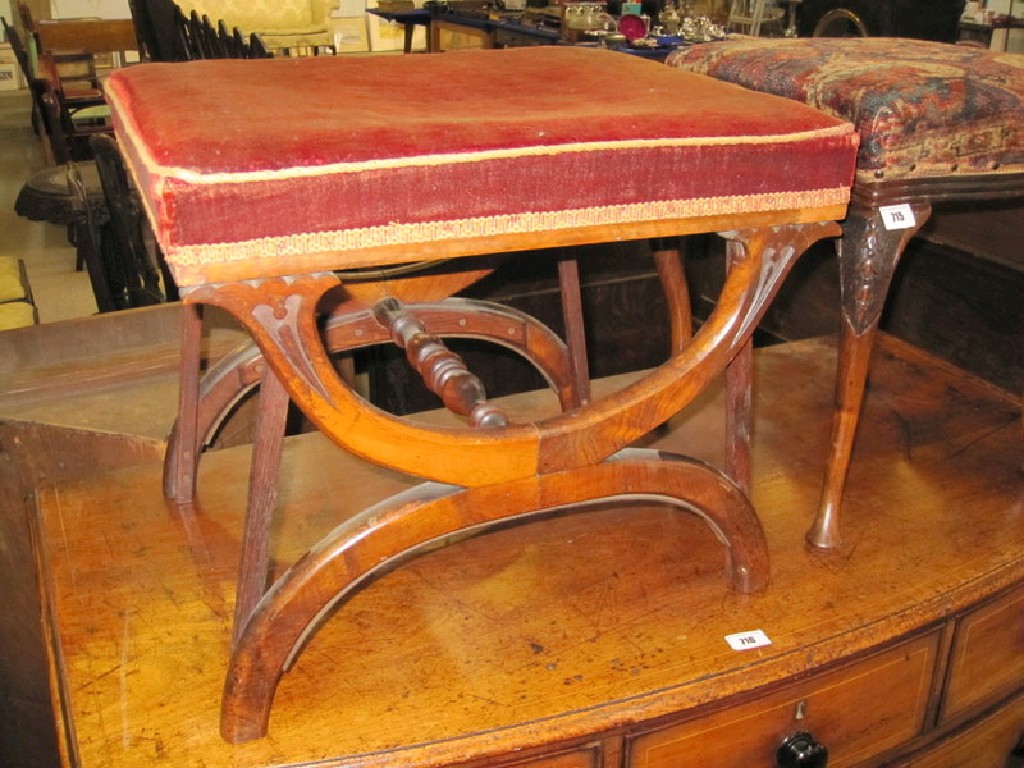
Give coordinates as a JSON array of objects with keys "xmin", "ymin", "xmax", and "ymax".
[{"xmin": 879, "ymin": 204, "xmax": 917, "ymax": 230}]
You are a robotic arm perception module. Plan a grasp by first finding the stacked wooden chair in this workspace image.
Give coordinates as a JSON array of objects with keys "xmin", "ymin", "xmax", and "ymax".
[{"xmin": 129, "ymin": 0, "xmax": 273, "ymax": 61}]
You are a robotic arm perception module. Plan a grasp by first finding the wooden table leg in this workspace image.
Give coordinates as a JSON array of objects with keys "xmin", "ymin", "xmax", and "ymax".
[{"xmin": 806, "ymin": 201, "xmax": 932, "ymax": 550}]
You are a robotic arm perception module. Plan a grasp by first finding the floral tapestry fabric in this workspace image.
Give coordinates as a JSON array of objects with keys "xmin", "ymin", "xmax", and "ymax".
[{"xmin": 667, "ymin": 38, "xmax": 1024, "ymax": 182}]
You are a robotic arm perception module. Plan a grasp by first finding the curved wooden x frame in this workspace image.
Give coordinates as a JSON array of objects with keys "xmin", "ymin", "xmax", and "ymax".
[
  {"xmin": 220, "ymin": 449, "xmax": 768, "ymax": 743},
  {"xmin": 187, "ymin": 223, "xmax": 838, "ymax": 489},
  {"xmin": 163, "ymin": 297, "xmax": 581, "ymax": 500},
  {"xmin": 179, "ymin": 221, "xmax": 839, "ymax": 742}
]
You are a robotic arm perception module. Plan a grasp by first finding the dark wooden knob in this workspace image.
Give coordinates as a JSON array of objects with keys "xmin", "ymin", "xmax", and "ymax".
[
  {"xmin": 775, "ymin": 731, "xmax": 828, "ymax": 768},
  {"xmin": 1008, "ymin": 731, "xmax": 1024, "ymax": 768}
]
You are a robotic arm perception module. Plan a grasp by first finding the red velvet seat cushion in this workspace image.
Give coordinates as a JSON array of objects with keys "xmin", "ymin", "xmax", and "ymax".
[
  {"xmin": 105, "ymin": 47, "xmax": 857, "ymax": 283},
  {"xmin": 667, "ymin": 38, "xmax": 1024, "ymax": 183}
]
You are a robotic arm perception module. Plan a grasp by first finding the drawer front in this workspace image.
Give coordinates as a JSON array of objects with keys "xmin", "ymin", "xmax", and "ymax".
[
  {"xmin": 627, "ymin": 631, "xmax": 940, "ymax": 768},
  {"xmin": 895, "ymin": 690, "xmax": 1024, "ymax": 768},
  {"xmin": 943, "ymin": 585, "xmax": 1024, "ymax": 721},
  {"xmin": 499, "ymin": 746, "xmax": 600, "ymax": 768}
]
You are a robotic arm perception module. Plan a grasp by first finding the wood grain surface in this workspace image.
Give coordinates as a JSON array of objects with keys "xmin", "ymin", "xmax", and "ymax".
[{"xmin": 32, "ymin": 335, "xmax": 1023, "ymax": 767}]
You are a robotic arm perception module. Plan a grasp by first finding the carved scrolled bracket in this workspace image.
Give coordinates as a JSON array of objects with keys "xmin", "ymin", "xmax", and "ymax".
[
  {"xmin": 186, "ymin": 272, "xmax": 341, "ymax": 404},
  {"xmin": 837, "ymin": 202, "xmax": 932, "ymax": 336},
  {"xmin": 719, "ymin": 222, "xmax": 843, "ymax": 353}
]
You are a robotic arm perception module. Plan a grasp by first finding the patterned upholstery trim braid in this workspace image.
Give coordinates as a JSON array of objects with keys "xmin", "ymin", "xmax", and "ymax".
[
  {"xmin": 176, "ymin": 0, "xmax": 332, "ymax": 48},
  {"xmin": 666, "ymin": 38, "xmax": 1024, "ymax": 182}
]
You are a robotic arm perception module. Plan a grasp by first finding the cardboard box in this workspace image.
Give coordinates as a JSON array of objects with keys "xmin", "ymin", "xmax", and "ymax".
[{"xmin": 0, "ymin": 43, "xmax": 23, "ymax": 91}]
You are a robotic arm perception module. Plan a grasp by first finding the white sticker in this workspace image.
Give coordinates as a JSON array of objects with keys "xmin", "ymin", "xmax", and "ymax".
[
  {"xmin": 725, "ymin": 629, "xmax": 772, "ymax": 651},
  {"xmin": 879, "ymin": 204, "xmax": 916, "ymax": 231}
]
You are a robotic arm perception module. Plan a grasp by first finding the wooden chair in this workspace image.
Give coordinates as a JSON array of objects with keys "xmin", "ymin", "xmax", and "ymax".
[
  {"xmin": 128, "ymin": 0, "xmax": 192, "ymax": 60},
  {"xmin": 91, "ymin": 134, "xmax": 178, "ymax": 307},
  {"xmin": 52, "ymin": 130, "xmax": 175, "ymax": 313},
  {"xmin": 13, "ymin": 95, "xmax": 107, "ymax": 267},
  {"xmin": 22, "ymin": 9, "xmax": 138, "ymax": 160},
  {"xmin": 67, "ymin": 160, "xmax": 119, "ymax": 313},
  {"xmin": 37, "ymin": 50, "xmax": 111, "ymax": 162},
  {"xmin": 175, "ymin": 0, "xmax": 333, "ymax": 55}
]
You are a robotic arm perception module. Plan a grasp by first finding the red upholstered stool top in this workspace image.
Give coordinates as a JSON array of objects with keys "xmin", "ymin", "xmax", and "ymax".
[
  {"xmin": 105, "ymin": 46, "xmax": 858, "ymax": 287},
  {"xmin": 667, "ymin": 38, "xmax": 1024, "ymax": 184}
]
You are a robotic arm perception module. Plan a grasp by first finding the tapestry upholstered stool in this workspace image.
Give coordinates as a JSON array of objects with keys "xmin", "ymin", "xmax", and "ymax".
[
  {"xmin": 104, "ymin": 46, "xmax": 857, "ymax": 742},
  {"xmin": 668, "ymin": 38, "xmax": 1024, "ymax": 550}
]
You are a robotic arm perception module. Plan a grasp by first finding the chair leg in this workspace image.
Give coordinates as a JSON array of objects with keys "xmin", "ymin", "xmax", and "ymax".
[
  {"xmin": 164, "ymin": 302, "xmax": 204, "ymax": 503},
  {"xmin": 232, "ymin": 365, "xmax": 290, "ymax": 647},
  {"xmin": 807, "ymin": 317, "xmax": 875, "ymax": 549},
  {"xmin": 651, "ymin": 237, "xmax": 692, "ymax": 355},
  {"xmin": 557, "ymin": 254, "xmax": 591, "ymax": 408},
  {"xmin": 806, "ymin": 201, "xmax": 932, "ymax": 550}
]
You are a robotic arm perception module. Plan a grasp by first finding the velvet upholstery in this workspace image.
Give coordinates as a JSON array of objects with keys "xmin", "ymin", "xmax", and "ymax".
[
  {"xmin": 667, "ymin": 38, "xmax": 1024, "ymax": 183},
  {"xmin": 105, "ymin": 47, "xmax": 858, "ymax": 285}
]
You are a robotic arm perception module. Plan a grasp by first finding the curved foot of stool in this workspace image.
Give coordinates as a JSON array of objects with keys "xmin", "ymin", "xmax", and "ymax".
[
  {"xmin": 164, "ymin": 298, "xmax": 580, "ymax": 501},
  {"xmin": 220, "ymin": 448, "xmax": 768, "ymax": 743}
]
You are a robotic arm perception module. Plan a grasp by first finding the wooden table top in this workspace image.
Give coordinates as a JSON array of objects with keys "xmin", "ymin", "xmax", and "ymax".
[{"xmin": 33, "ymin": 336, "xmax": 1022, "ymax": 767}]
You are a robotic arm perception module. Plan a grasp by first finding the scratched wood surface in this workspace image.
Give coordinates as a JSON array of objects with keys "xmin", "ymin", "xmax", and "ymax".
[{"xmin": 32, "ymin": 335, "xmax": 1023, "ymax": 767}]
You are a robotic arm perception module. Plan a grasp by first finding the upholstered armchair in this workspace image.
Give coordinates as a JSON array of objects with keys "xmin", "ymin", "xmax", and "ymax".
[{"xmin": 175, "ymin": 0, "xmax": 335, "ymax": 52}]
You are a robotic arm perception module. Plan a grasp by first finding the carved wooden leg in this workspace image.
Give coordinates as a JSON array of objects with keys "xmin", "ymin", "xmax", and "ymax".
[
  {"xmin": 232, "ymin": 365, "xmax": 290, "ymax": 647},
  {"xmin": 650, "ymin": 236, "xmax": 755, "ymax": 489},
  {"xmin": 724, "ymin": 238, "xmax": 753, "ymax": 494},
  {"xmin": 806, "ymin": 202, "xmax": 932, "ymax": 550},
  {"xmin": 163, "ymin": 303, "xmax": 203, "ymax": 503},
  {"xmin": 162, "ymin": 298, "xmax": 581, "ymax": 501},
  {"xmin": 220, "ymin": 449, "xmax": 769, "ymax": 743}
]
